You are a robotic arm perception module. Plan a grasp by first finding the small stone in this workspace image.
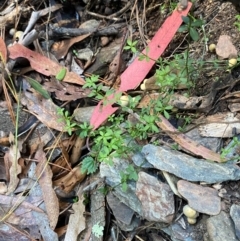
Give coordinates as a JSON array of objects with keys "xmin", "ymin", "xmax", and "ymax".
[
  {"xmin": 76, "ymin": 48, "xmax": 93, "ymax": 62},
  {"xmin": 80, "ymin": 19, "xmax": 99, "ymax": 29},
  {"xmin": 73, "ymin": 106, "xmax": 95, "ymax": 123},
  {"xmin": 107, "ymin": 192, "xmax": 134, "ymax": 225},
  {"xmin": 230, "ymin": 204, "xmax": 240, "ymax": 239},
  {"xmin": 136, "ymin": 172, "xmax": 175, "ymax": 223},
  {"xmin": 216, "ymin": 35, "xmax": 238, "ymax": 59},
  {"xmin": 177, "ymin": 180, "xmax": 221, "ymax": 215},
  {"xmin": 207, "ymin": 211, "xmax": 238, "ymax": 241},
  {"xmin": 161, "ymin": 215, "xmax": 208, "ymax": 241},
  {"xmin": 101, "ymin": 36, "xmax": 110, "ymax": 46},
  {"xmin": 185, "ymin": 127, "xmax": 221, "ymax": 152}
]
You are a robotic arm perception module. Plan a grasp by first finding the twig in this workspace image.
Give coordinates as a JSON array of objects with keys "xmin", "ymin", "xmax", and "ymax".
[{"xmin": 86, "ymin": 1, "xmax": 131, "ymax": 21}]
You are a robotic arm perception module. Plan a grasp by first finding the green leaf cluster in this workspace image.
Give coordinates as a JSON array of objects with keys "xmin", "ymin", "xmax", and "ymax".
[
  {"xmin": 92, "ymin": 223, "xmax": 104, "ymax": 238},
  {"xmin": 124, "ymin": 39, "xmax": 138, "ymax": 53},
  {"xmin": 234, "ymin": 15, "xmax": 240, "ymax": 31},
  {"xmin": 178, "ymin": 16, "xmax": 204, "ymax": 41},
  {"xmin": 120, "ymin": 165, "xmax": 138, "ymax": 191}
]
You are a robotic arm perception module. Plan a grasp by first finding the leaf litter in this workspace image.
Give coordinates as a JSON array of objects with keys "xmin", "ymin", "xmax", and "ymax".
[{"xmin": 1, "ymin": 0, "xmax": 240, "ymax": 240}]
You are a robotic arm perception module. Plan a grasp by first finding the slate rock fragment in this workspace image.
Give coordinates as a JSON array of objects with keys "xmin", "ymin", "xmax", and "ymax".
[
  {"xmin": 136, "ymin": 172, "xmax": 175, "ymax": 223},
  {"xmin": 206, "ymin": 211, "xmax": 238, "ymax": 241},
  {"xmin": 177, "ymin": 180, "xmax": 221, "ymax": 215},
  {"xmin": 142, "ymin": 144, "xmax": 240, "ymax": 183},
  {"xmin": 230, "ymin": 204, "xmax": 240, "ymax": 239}
]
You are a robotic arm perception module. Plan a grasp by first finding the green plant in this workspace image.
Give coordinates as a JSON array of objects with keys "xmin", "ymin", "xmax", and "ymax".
[
  {"xmin": 82, "ymin": 74, "xmax": 106, "ymax": 100},
  {"xmin": 77, "ymin": 122, "xmax": 93, "ymax": 138},
  {"xmin": 156, "ymin": 52, "xmax": 195, "ymax": 92},
  {"xmin": 120, "ymin": 164, "xmax": 138, "ymax": 191},
  {"xmin": 25, "ymin": 77, "xmax": 51, "ymax": 99},
  {"xmin": 92, "ymin": 222, "xmax": 104, "ymax": 238},
  {"xmin": 125, "ymin": 111, "xmax": 160, "ymax": 140},
  {"xmin": 56, "ymin": 68, "xmax": 67, "ymax": 81},
  {"xmin": 57, "ymin": 108, "xmax": 77, "ymax": 135},
  {"xmin": 176, "ymin": 114, "xmax": 193, "ymax": 132},
  {"xmin": 178, "ymin": 16, "xmax": 204, "ymax": 41},
  {"xmin": 81, "ymin": 156, "xmax": 98, "ymax": 174},
  {"xmin": 234, "ymin": 15, "xmax": 240, "ymax": 31},
  {"xmin": 220, "ymin": 136, "xmax": 240, "ymax": 161},
  {"xmin": 124, "ymin": 39, "xmax": 138, "ymax": 53},
  {"xmin": 152, "ymin": 98, "xmax": 173, "ymax": 119}
]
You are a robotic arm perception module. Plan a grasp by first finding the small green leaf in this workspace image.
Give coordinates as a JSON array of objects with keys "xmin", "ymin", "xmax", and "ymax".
[
  {"xmin": 26, "ymin": 77, "xmax": 51, "ymax": 99},
  {"xmin": 92, "ymin": 223, "xmax": 104, "ymax": 238},
  {"xmin": 191, "ymin": 19, "xmax": 204, "ymax": 27},
  {"xmin": 81, "ymin": 156, "xmax": 98, "ymax": 174},
  {"xmin": 122, "ymin": 182, "xmax": 128, "ymax": 192},
  {"xmin": 178, "ymin": 25, "xmax": 188, "ymax": 33},
  {"xmin": 189, "ymin": 27, "xmax": 199, "ymax": 41},
  {"xmin": 181, "ymin": 16, "xmax": 190, "ymax": 24},
  {"xmin": 56, "ymin": 68, "xmax": 67, "ymax": 81},
  {"xmin": 164, "ymin": 110, "xmax": 170, "ymax": 119}
]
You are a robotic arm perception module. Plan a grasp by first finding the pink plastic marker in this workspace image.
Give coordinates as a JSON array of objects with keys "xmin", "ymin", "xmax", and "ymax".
[{"xmin": 90, "ymin": 2, "xmax": 192, "ymax": 129}]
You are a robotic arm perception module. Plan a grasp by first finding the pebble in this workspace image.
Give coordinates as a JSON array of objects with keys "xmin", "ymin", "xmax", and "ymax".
[
  {"xmin": 206, "ymin": 211, "xmax": 238, "ymax": 241},
  {"xmin": 107, "ymin": 192, "xmax": 134, "ymax": 225},
  {"xmin": 230, "ymin": 204, "xmax": 240, "ymax": 239},
  {"xmin": 161, "ymin": 215, "xmax": 208, "ymax": 241},
  {"xmin": 73, "ymin": 106, "xmax": 95, "ymax": 123},
  {"xmin": 79, "ymin": 19, "xmax": 99, "ymax": 29},
  {"xmin": 216, "ymin": 35, "xmax": 238, "ymax": 59}
]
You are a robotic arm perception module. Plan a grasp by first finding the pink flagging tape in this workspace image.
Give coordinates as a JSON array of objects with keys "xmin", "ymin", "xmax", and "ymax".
[{"xmin": 90, "ymin": 3, "xmax": 192, "ymax": 129}]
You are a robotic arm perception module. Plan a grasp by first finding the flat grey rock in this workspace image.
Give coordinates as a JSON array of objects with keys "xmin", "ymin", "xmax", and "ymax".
[
  {"xmin": 177, "ymin": 180, "xmax": 221, "ymax": 215},
  {"xmin": 132, "ymin": 152, "xmax": 153, "ymax": 168},
  {"xmin": 206, "ymin": 211, "xmax": 238, "ymax": 241},
  {"xmin": 230, "ymin": 204, "xmax": 240, "ymax": 239},
  {"xmin": 142, "ymin": 144, "xmax": 240, "ymax": 183},
  {"xmin": 100, "ymin": 157, "xmax": 142, "ymax": 215},
  {"xmin": 73, "ymin": 106, "xmax": 95, "ymax": 123},
  {"xmin": 161, "ymin": 215, "xmax": 208, "ymax": 241},
  {"xmin": 107, "ymin": 192, "xmax": 134, "ymax": 225},
  {"xmin": 0, "ymin": 105, "xmax": 28, "ymax": 136},
  {"xmin": 185, "ymin": 127, "xmax": 221, "ymax": 152},
  {"xmin": 136, "ymin": 172, "xmax": 175, "ymax": 223}
]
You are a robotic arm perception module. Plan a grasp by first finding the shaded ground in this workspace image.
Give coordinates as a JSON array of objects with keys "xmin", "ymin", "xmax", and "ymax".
[{"xmin": 1, "ymin": 0, "xmax": 240, "ymax": 241}]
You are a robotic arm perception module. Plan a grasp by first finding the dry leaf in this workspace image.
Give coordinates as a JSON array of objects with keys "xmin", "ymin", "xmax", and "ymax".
[
  {"xmin": 155, "ymin": 114, "xmax": 223, "ymax": 162},
  {"xmin": 65, "ymin": 194, "xmax": 86, "ymax": 240},
  {"xmin": 51, "ymin": 146, "xmax": 71, "ymax": 175},
  {"xmin": 5, "ymin": 143, "xmax": 21, "ymax": 194},
  {"xmin": 8, "ymin": 44, "xmax": 85, "ymax": 85},
  {"xmin": 0, "ymin": 37, "xmax": 7, "ymax": 63},
  {"xmin": 52, "ymin": 33, "xmax": 91, "ymax": 59},
  {"xmin": 70, "ymin": 136, "xmax": 85, "ymax": 165},
  {"xmin": 44, "ymin": 79, "xmax": 91, "ymax": 101},
  {"xmin": 198, "ymin": 112, "xmax": 240, "ymax": 138},
  {"xmin": 53, "ymin": 165, "xmax": 86, "ymax": 193},
  {"xmin": 35, "ymin": 145, "xmax": 59, "ymax": 229},
  {"xmin": 21, "ymin": 91, "xmax": 66, "ymax": 132}
]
